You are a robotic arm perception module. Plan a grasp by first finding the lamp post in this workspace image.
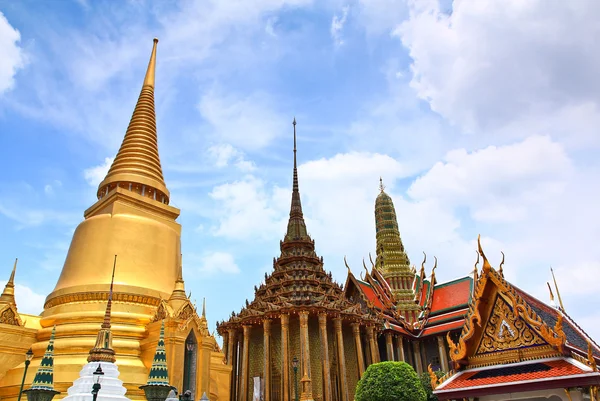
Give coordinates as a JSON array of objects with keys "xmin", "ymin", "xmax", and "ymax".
[
  {"xmin": 292, "ymin": 356, "xmax": 299, "ymax": 401},
  {"xmin": 17, "ymin": 348, "xmax": 34, "ymax": 401},
  {"xmin": 91, "ymin": 364, "xmax": 104, "ymax": 401}
]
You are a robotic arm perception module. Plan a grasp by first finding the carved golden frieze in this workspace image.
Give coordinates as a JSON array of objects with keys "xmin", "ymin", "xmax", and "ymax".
[{"xmin": 44, "ymin": 291, "xmax": 161, "ymax": 309}]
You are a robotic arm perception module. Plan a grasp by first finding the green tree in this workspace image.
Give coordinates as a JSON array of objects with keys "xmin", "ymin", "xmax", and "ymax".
[{"xmin": 355, "ymin": 361, "xmax": 427, "ymax": 401}]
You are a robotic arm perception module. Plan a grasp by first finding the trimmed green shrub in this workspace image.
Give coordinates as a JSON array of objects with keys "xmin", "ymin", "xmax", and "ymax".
[{"xmin": 355, "ymin": 361, "xmax": 427, "ymax": 401}]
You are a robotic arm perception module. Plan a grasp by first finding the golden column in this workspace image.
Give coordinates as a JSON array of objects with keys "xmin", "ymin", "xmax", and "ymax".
[
  {"xmin": 351, "ymin": 323, "xmax": 365, "ymax": 377},
  {"xmin": 318, "ymin": 313, "xmax": 333, "ymax": 401},
  {"xmin": 264, "ymin": 319, "xmax": 272, "ymax": 401},
  {"xmin": 227, "ymin": 328, "xmax": 237, "ymax": 365},
  {"xmin": 240, "ymin": 325, "xmax": 251, "ymax": 401},
  {"xmin": 397, "ymin": 336, "xmax": 406, "ymax": 362},
  {"xmin": 281, "ymin": 314, "xmax": 290, "ymax": 401},
  {"xmin": 334, "ymin": 317, "xmax": 348, "ymax": 401},
  {"xmin": 299, "ymin": 311, "xmax": 314, "ymax": 401},
  {"xmin": 385, "ymin": 332, "xmax": 394, "ymax": 361},
  {"xmin": 237, "ymin": 330, "xmax": 244, "ymax": 401},
  {"xmin": 366, "ymin": 326, "xmax": 378, "ymax": 365},
  {"xmin": 437, "ymin": 336, "xmax": 449, "ymax": 372},
  {"xmin": 412, "ymin": 341, "xmax": 423, "ymax": 374}
]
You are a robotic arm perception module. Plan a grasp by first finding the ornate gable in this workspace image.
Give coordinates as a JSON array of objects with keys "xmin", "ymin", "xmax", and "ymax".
[
  {"xmin": 447, "ymin": 236, "xmax": 567, "ymax": 369},
  {"xmin": 475, "ymin": 294, "xmax": 546, "ymax": 355},
  {"xmin": 0, "ymin": 304, "xmax": 22, "ymax": 326}
]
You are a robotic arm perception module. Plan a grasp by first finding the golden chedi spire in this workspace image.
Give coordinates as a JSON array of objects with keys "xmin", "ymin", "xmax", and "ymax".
[
  {"xmin": 374, "ymin": 178, "xmax": 420, "ymax": 320},
  {"xmin": 23, "ymin": 39, "xmax": 185, "ymax": 399},
  {"xmin": 97, "ymin": 38, "xmax": 170, "ymax": 204},
  {"xmin": 0, "ymin": 259, "xmax": 17, "ymax": 305}
]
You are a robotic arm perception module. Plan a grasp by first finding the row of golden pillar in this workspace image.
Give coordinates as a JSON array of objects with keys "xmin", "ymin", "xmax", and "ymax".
[
  {"xmin": 223, "ymin": 313, "xmax": 383, "ymax": 401},
  {"xmin": 223, "ymin": 315, "xmax": 450, "ymax": 401}
]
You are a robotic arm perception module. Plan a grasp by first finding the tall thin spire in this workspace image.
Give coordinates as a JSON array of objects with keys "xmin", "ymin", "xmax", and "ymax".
[
  {"xmin": 202, "ymin": 297, "xmax": 206, "ymax": 318},
  {"xmin": 97, "ymin": 38, "xmax": 170, "ymax": 204},
  {"xmin": 284, "ymin": 118, "xmax": 308, "ymax": 241},
  {"xmin": 88, "ymin": 255, "xmax": 117, "ymax": 363},
  {"xmin": 0, "ymin": 258, "xmax": 17, "ymax": 305}
]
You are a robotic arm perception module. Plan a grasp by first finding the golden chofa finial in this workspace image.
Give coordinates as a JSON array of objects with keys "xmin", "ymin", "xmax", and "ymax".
[
  {"xmin": 368, "ymin": 253, "xmax": 375, "ymax": 269},
  {"xmin": 344, "ymin": 256, "xmax": 351, "ymax": 273},
  {"xmin": 420, "ymin": 252, "xmax": 427, "ymax": 279},
  {"xmin": 431, "ymin": 256, "xmax": 438, "ymax": 275},
  {"xmin": 551, "ymin": 267, "xmax": 566, "ymax": 312},
  {"xmin": 473, "ymin": 250, "xmax": 480, "ymax": 277},
  {"xmin": 379, "ymin": 177, "xmax": 385, "ymax": 192},
  {"xmin": 362, "ymin": 258, "xmax": 369, "ymax": 274},
  {"xmin": 547, "ymin": 282, "xmax": 556, "ymax": 307},
  {"xmin": 477, "ymin": 234, "xmax": 492, "ymax": 273},
  {"xmin": 143, "ymin": 38, "xmax": 159, "ymax": 89},
  {"xmin": 498, "ymin": 251, "xmax": 505, "ymax": 278}
]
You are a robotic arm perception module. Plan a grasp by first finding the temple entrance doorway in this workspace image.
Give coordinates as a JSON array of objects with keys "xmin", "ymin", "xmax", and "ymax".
[{"xmin": 183, "ymin": 331, "xmax": 198, "ymax": 399}]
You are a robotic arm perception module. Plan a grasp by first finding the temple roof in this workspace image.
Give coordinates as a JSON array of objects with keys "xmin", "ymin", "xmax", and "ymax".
[{"xmin": 217, "ymin": 121, "xmax": 379, "ymax": 330}]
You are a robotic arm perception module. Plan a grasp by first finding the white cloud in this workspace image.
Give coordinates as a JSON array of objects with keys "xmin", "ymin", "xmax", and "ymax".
[
  {"xmin": 0, "ymin": 202, "xmax": 79, "ymax": 229},
  {"xmin": 192, "ymin": 251, "xmax": 241, "ymax": 275},
  {"xmin": 208, "ymin": 144, "xmax": 256, "ymax": 172},
  {"xmin": 199, "ymin": 89, "xmax": 287, "ymax": 151},
  {"xmin": 208, "ymin": 175, "xmax": 288, "ymax": 241},
  {"xmin": 83, "ymin": 157, "xmax": 114, "ymax": 187},
  {"xmin": 331, "ymin": 5, "xmax": 350, "ymax": 47},
  {"xmin": 356, "ymin": 0, "xmax": 408, "ymax": 36},
  {"xmin": 408, "ymin": 136, "xmax": 573, "ymax": 223},
  {"xmin": 0, "ymin": 12, "xmax": 27, "ymax": 94},
  {"xmin": 0, "ymin": 281, "xmax": 46, "ymax": 315},
  {"xmin": 395, "ymin": 0, "xmax": 600, "ymax": 148}
]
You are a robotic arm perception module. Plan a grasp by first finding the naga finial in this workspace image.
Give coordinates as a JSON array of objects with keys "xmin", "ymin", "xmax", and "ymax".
[
  {"xmin": 477, "ymin": 234, "xmax": 492, "ymax": 273},
  {"xmin": 499, "ymin": 251, "xmax": 505, "ymax": 277},
  {"xmin": 368, "ymin": 253, "xmax": 376, "ymax": 268},
  {"xmin": 362, "ymin": 258, "xmax": 369, "ymax": 273}
]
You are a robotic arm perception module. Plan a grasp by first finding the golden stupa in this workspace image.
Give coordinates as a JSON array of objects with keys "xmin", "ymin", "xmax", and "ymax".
[{"xmin": 0, "ymin": 39, "xmax": 231, "ymax": 401}]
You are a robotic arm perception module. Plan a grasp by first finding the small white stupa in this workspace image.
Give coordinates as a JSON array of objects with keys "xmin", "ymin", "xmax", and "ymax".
[{"xmin": 63, "ymin": 256, "xmax": 131, "ymax": 401}]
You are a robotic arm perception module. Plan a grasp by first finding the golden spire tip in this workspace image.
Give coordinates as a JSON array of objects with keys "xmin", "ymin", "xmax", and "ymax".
[{"xmin": 143, "ymin": 37, "xmax": 159, "ymax": 89}]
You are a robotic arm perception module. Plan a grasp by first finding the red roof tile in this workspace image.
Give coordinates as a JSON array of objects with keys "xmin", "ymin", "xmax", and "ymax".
[
  {"xmin": 421, "ymin": 320, "xmax": 464, "ymax": 336},
  {"xmin": 440, "ymin": 359, "xmax": 591, "ymax": 391},
  {"xmin": 357, "ymin": 281, "xmax": 385, "ymax": 309},
  {"xmin": 426, "ymin": 309, "xmax": 467, "ymax": 326},
  {"xmin": 430, "ymin": 278, "xmax": 472, "ymax": 314}
]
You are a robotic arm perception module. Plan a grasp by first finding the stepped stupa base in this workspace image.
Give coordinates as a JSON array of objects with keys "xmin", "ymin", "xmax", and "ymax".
[{"xmin": 63, "ymin": 362, "xmax": 130, "ymax": 401}]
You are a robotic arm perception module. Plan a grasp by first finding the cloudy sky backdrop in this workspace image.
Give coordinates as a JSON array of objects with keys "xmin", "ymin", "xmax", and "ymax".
[{"xmin": 1, "ymin": 0, "xmax": 599, "ymax": 340}]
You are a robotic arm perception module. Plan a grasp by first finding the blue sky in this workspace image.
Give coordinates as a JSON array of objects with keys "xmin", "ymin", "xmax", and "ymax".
[{"xmin": 1, "ymin": 0, "xmax": 600, "ymax": 342}]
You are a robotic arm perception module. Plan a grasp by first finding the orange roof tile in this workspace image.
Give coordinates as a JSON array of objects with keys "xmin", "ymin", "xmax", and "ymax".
[
  {"xmin": 430, "ymin": 277, "xmax": 472, "ymax": 315},
  {"xmin": 425, "ymin": 309, "xmax": 467, "ymax": 326},
  {"xmin": 438, "ymin": 359, "xmax": 597, "ymax": 395},
  {"xmin": 357, "ymin": 281, "xmax": 385, "ymax": 309},
  {"xmin": 421, "ymin": 320, "xmax": 464, "ymax": 337}
]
